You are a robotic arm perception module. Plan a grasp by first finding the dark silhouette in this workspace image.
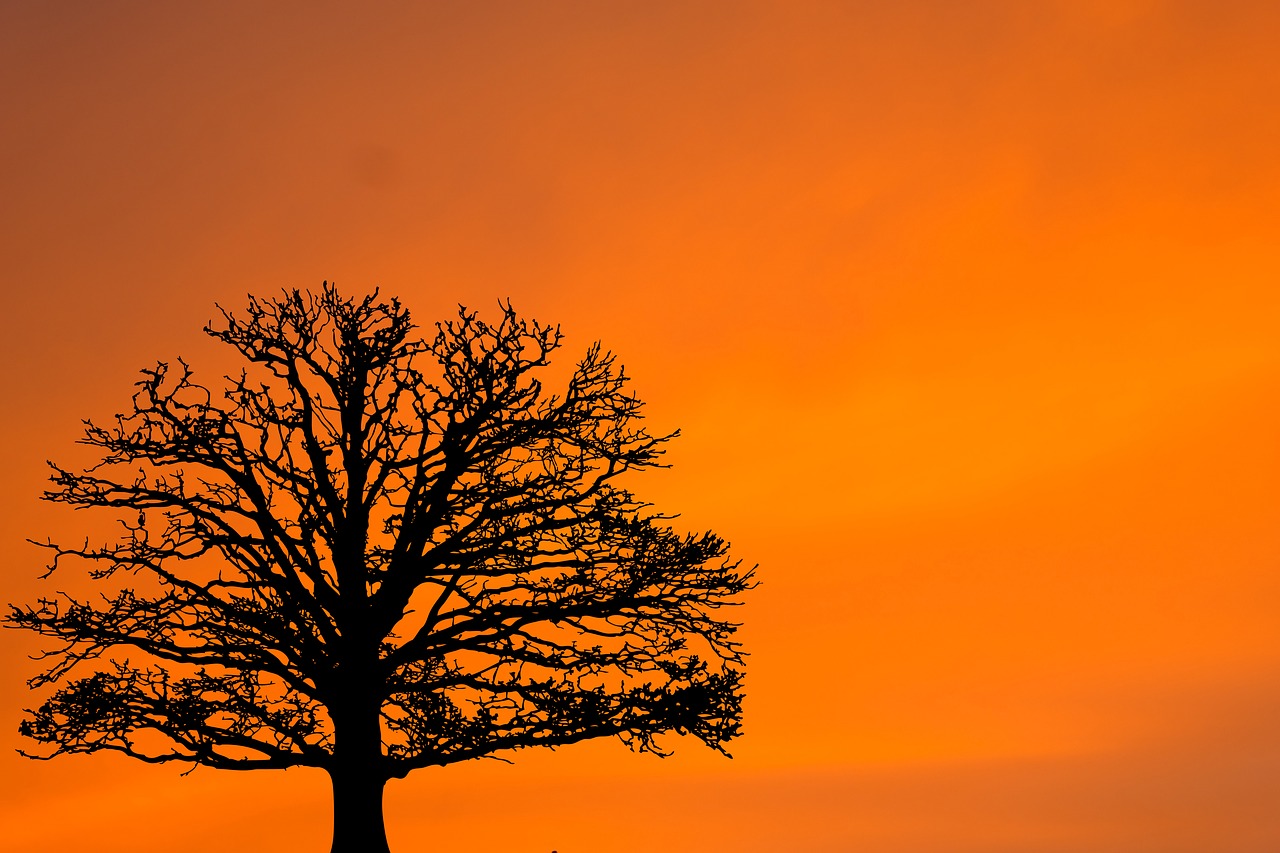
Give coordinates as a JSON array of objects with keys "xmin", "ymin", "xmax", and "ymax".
[{"xmin": 8, "ymin": 286, "xmax": 753, "ymax": 853}]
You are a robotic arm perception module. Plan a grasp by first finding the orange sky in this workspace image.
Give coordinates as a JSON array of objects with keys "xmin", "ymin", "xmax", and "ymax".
[{"xmin": 2, "ymin": 2, "xmax": 1278, "ymax": 850}]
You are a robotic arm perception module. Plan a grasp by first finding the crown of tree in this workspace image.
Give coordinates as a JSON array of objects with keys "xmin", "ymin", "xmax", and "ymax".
[{"xmin": 8, "ymin": 285, "xmax": 754, "ymax": 853}]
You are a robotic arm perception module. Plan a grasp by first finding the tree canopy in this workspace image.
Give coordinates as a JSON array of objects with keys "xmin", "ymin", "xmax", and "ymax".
[{"xmin": 8, "ymin": 285, "xmax": 753, "ymax": 852}]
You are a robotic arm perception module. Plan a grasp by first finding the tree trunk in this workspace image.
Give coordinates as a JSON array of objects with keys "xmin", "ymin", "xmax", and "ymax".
[
  {"xmin": 329, "ymin": 763, "xmax": 390, "ymax": 853},
  {"xmin": 328, "ymin": 682, "xmax": 391, "ymax": 853}
]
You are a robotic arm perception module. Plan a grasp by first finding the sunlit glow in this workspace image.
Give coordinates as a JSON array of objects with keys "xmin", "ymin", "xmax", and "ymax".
[{"xmin": 2, "ymin": 2, "xmax": 1278, "ymax": 850}]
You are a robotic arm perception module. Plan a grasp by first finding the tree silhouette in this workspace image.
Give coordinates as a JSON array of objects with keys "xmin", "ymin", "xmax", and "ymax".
[{"xmin": 8, "ymin": 286, "xmax": 753, "ymax": 853}]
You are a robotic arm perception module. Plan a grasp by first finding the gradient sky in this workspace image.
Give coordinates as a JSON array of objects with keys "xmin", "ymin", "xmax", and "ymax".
[{"xmin": 2, "ymin": 2, "xmax": 1278, "ymax": 851}]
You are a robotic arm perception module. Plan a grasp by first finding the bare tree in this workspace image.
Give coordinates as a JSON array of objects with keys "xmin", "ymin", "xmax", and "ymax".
[{"xmin": 8, "ymin": 286, "xmax": 753, "ymax": 853}]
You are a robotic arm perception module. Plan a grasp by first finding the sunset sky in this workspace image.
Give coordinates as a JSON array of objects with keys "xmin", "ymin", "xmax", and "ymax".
[{"xmin": 2, "ymin": 2, "xmax": 1279, "ymax": 850}]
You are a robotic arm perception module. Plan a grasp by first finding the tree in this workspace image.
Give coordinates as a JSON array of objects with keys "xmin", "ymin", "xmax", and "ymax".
[{"xmin": 8, "ymin": 286, "xmax": 753, "ymax": 853}]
